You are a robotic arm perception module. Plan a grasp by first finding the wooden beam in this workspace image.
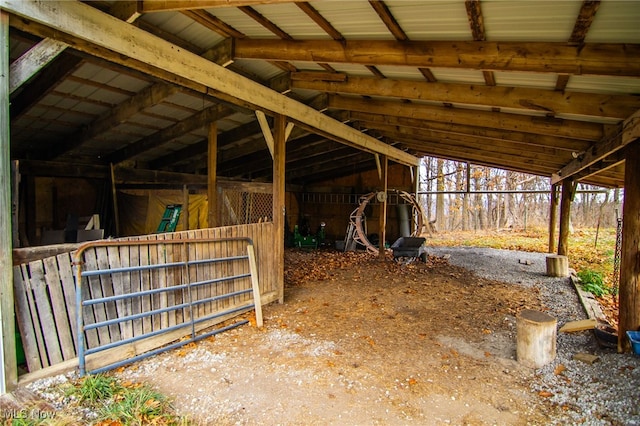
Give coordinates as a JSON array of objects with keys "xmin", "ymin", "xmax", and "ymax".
[
  {"xmin": 465, "ymin": 0, "xmax": 485, "ymax": 41},
  {"xmin": 331, "ymin": 96, "xmax": 604, "ymax": 141},
  {"xmin": 0, "ymin": 10, "xmax": 16, "ymax": 393},
  {"xmin": 50, "ymin": 82, "xmax": 181, "ymax": 160},
  {"xmin": 9, "ymin": 50, "xmax": 82, "ymax": 120},
  {"xmin": 350, "ymin": 112, "xmax": 592, "ymax": 152},
  {"xmin": 208, "ymin": 122, "xmax": 218, "ymax": 227},
  {"xmin": 181, "ymin": 9, "xmax": 245, "ymax": 38},
  {"xmin": 110, "ymin": 1, "xmax": 142, "ymax": 23},
  {"xmin": 378, "ymin": 154, "xmax": 388, "ymax": 260},
  {"xmin": 272, "ymin": 114, "xmax": 286, "ymax": 303},
  {"xmin": 151, "ymin": 120, "xmax": 263, "ymax": 169},
  {"xmin": 295, "ymin": 2, "xmax": 344, "ymax": 41},
  {"xmin": 239, "ymin": 6, "xmax": 293, "ymax": 40},
  {"xmin": 569, "ymin": 0, "xmax": 600, "ymax": 43},
  {"xmin": 618, "ymin": 141, "xmax": 640, "ymax": 352},
  {"xmin": 369, "ymin": 0, "xmax": 408, "ymax": 41},
  {"xmin": 3, "ymin": 1, "xmax": 419, "ymax": 167},
  {"xmin": 107, "ymin": 104, "xmax": 234, "ymax": 164},
  {"xmin": 363, "ymin": 122, "xmax": 570, "ymax": 166},
  {"xmin": 256, "ymin": 110, "xmax": 274, "ymax": 157},
  {"xmin": 234, "ymin": 38, "xmax": 640, "ymax": 77},
  {"xmin": 9, "ymin": 38, "xmax": 67, "ymax": 93},
  {"xmin": 293, "ymin": 76, "xmax": 640, "ymax": 120},
  {"xmin": 553, "ymin": 109, "xmax": 640, "ymax": 183},
  {"xmin": 396, "ymin": 139, "xmax": 560, "ymax": 176}
]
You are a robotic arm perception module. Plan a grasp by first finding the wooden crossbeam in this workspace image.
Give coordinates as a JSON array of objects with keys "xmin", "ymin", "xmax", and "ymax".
[
  {"xmin": 292, "ymin": 75, "xmax": 640, "ymax": 120},
  {"xmin": 234, "ymin": 39, "xmax": 640, "ymax": 77},
  {"xmin": 3, "ymin": 1, "xmax": 419, "ymax": 167}
]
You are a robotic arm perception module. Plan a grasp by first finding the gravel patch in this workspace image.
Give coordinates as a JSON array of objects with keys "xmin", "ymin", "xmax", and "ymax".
[{"xmin": 429, "ymin": 246, "xmax": 640, "ymax": 426}]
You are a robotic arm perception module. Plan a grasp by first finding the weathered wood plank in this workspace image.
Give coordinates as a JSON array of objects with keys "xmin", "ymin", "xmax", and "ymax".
[
  {"xmin": 12, "ymin": 265, "xmax": 42, "ymax": 371},
  {"xmin": 27, "ymin": 261, "xmax": 62, "ymax": 366},
  {"xmin": 42, "ymin": 257, "xmax": 75, "ymax": 360},
  {"xmin": 56, "ymin": 252, "xmax": 77, "ymax": 354}
]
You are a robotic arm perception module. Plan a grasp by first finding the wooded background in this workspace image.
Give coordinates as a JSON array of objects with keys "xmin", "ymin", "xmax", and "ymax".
[{"xmin": 418, "ymin": 157, "xmax": 622, "ymax": 232}]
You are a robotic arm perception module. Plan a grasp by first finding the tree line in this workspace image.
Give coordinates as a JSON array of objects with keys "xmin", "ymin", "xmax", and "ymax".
[{"xmin": 418, "ymin": 157, "xmax": 622, "ymax": 232}]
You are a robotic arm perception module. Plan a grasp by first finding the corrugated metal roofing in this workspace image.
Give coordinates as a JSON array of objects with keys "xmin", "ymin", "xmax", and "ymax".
[
  {"xmin": 6, "ymin": 0, "xmax": 640, "ymax": 188},
  {"xmin": 387, "ymin": 0, "xmax": 472, "ymax": 41},
  {"xmin": 310, "ymin": 1, "xmax": 397, "ymax": 40},
  {"xmin": 586, "ymin": 0, "xmax": 640, "ymax": 43},
  {"xmin": 482, "ymin": 0, "xmax": 582, "ymax": 41}
]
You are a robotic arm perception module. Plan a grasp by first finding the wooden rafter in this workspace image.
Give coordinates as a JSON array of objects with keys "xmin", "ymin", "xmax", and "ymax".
[
  {"xmin": 292, "ymin": 75, "xmax": 640, "ymax": 120},
  {"xmin": 553, "ymin": 109, "xmax": 640, "ymax": 183},
  {"xmin": 295, "ymin": 2, "xmax": 344, "ymax": 41},
  {"xmin": 329, "ymin": 95, "xmax": 604, "ymax": 141},
  {"xmin": 2, "ymin": 1, "xmax": 418, "ymax": 166},
  {"xmin": 181, "ymin": 9, "xmax": 245, "ymax": 38},
  {"xmin": 368, "ymin": 0, "xmax": 408, "ymax": 41},
  {"xmin": 350, "ymin": 111, "xmax": 591, "ymax": 153},
  {"xmin": 106, "ymin": 105, "xmax": 235, "ymax": 164},
  {"xmin": 569, "ymin": 0, "xmax": 601, "ymax": 44}
]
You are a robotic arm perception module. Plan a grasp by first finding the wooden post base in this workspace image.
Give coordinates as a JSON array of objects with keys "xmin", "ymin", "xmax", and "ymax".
[
  {"xmin": 546, "ymin": 255, "xmax": 569, "ymax": 277},
  {"xmin": 516, "ymin": 309, "xmax": 557, "ymax": 368}
]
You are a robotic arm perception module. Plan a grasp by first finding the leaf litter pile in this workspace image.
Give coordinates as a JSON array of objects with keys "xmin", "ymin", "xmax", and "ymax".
[{"xmin": 109, "ymin": 248, "xmax": 570, "ymax": 425}]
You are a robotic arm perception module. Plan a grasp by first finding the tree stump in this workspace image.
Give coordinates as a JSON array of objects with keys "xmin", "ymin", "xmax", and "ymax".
[
  {"xmin": 516, "ymin": 309, "xmax": 557, "ymax": 368},
  {"xmin": 546, "ymin": 255, "xmax": 569, "ymax": 277}
]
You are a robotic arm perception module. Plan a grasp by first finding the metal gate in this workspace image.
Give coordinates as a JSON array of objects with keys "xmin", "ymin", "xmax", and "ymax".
[{"xmin": 73, "ymin": 237, "xmax": 263, "ymax": 376}]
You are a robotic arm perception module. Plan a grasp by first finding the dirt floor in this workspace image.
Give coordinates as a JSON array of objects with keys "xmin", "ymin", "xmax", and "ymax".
[{"xmin": 116, "ymin": 249, "xmax": 563, "ymax": 425}]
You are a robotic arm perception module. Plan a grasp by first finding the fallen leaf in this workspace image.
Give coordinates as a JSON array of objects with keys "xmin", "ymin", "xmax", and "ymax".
[
  {"xmin": 538, "ymin": 391, "xmax": 554, "ymax": 398},
  {"xmin": 554, "ymin": 364, "xmax": 566, "ymax": 375}
]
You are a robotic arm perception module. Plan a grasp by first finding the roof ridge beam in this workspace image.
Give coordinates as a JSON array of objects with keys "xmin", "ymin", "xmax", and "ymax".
[{"xmin": 234, "ymin": 39, "xmax": 640, "ymax": 78}]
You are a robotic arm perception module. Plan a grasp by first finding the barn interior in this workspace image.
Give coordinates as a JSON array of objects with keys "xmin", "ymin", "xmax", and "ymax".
[{"xmin": 1, "ymin": 0, "xmax": 639, "ymax": 393}]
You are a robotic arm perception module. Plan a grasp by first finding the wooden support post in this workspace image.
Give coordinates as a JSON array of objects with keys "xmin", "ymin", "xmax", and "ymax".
[
  {"xmin": 548, "ymin": 182, "xmax": 559, "ymax": 253},
  {"xmin": 110, "ymin": 163, "xmax": 120, "ymax": 237},
  {"xmin": 557, "ymin": 178, "xmax": 575, "ymax": 256},
  {"xmin": 0, "ymin": 10, "xmax": 17, "ymax": 393},
  {"xmin": 207, "ymin": 122, "xmax": 218, "ymax": 228},
  {"xmin": 379, "ymin": 155, "xmax": 388, "ymax": 260},
  {"xmin": 546, "ymin": 254, "xmax": 569, "ymax": 277},
  {"xmin": 182, "ymin": 185, "xmax": 189, "ymax": 231},
  {"xmin": 619, "ymin": 141, "xmax": 640, "ymax": 352},
  {"xmin": 11, "ymin": 160, "xmax": 19, "ymax": 247},
  {"xmin": 273, "ymin": 114, "xmax": 286, "ymax": 303},
  {"xmin": 516, "ymin": 310, "xmax": 557, "ymax": 368}
]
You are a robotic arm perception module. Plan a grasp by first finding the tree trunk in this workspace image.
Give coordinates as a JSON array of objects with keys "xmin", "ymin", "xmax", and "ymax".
[{"xmin": 436, "ymin": 159, "xmax": 445, "ymax": 231}]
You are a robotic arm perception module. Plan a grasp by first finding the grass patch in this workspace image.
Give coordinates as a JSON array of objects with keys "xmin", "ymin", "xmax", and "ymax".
[{"xmin": 13, "ymin": 374, "xmax": 190, "ymax": 426}]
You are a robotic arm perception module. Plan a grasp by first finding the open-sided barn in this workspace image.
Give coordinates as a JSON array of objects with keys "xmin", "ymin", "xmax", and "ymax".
[{"xmin": 0, "ymin": 0, "xmax": 638, "ymax": 394}]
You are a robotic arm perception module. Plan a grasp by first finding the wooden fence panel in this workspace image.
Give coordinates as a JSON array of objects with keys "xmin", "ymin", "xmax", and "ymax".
[{"xmin": 14, "ymin": 222, "xmax": 276, "ymax": 378}]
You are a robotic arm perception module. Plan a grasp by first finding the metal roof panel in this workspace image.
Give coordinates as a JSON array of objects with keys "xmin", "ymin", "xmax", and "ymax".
[
  {"xmin": 386, "ymin": 0, "xmax": 472, "ymax": 40},
  {"xmin": 482, "ymin": 0, "xmax": 582, "ymax": 41}
]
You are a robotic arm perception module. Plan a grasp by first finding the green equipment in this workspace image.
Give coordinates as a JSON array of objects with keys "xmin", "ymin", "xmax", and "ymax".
[
  {"xmin": 157, "ymin": 204, "xmax": 182, "ymax": 233},
  {"xmin": 293, "ymin": 222, "xmax": 325, "ymax": 249}
]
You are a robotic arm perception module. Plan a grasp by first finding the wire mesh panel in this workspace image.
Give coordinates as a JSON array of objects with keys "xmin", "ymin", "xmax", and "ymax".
[{"xmin": 219, "ymin": 188, "xmax": 272, "ymax": 226}]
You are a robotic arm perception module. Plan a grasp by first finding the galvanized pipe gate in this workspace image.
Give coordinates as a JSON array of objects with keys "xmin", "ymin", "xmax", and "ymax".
[{"xmin": 73, "ymin": 237, "xmax": 263, "ymax": 376}]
